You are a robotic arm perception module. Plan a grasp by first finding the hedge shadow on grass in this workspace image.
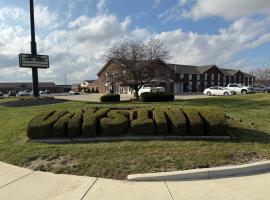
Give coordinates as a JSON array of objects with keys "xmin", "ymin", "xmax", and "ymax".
[{"xmin": 229, "ymin": 127, "xmax": 270, "ymax": 144}]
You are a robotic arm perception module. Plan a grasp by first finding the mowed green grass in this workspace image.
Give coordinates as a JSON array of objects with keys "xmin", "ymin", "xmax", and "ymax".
[{"xmin": 0, "ymin": 94, "xmax": 270, "ymax": 179}]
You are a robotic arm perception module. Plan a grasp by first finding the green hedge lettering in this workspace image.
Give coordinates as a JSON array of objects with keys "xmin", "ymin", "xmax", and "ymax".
[
  {"xmin": 27, "ymin": 110, "xmax": 67, "ymax": 139},
  {"xmin": 27, "ymin": 107, "xmax": 229, "ymax": 139},
  {"xmin": 100, "ymin": 110, "xmax": 129, "ymax": 136},
  {"xmin": 183, "ymin": 108, "xmax": 204, "ymax": 136},
  {"xmin": 153, "ymin": 108, "xmax": 168, "ymax": 135},
  {"xmin": 199, "ymin": 109, "xmax": 228, "ymax": 136},
  {"xmin": 165, "ymin": 108, "xmax": 187, "ymax": 135},
  {"xmin": 82, "ymin": 108, "xmax": 110, "ymax": 137},
  {"xmin": 67, "ymin": 110, "xmax": 83, "ymax": 138},
  {"xmin": 131, "ymin": 108, "xmax": 155, "ymax": 135},
  {"xmin": 53, "ymin": 112, "xmax": 75, "ymax": 137}
]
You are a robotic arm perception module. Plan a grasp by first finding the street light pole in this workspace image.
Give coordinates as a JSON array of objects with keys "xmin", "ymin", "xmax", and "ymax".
[{"xmin": 29, "ymin": 0, "xmax": 39, "ymax": 97}]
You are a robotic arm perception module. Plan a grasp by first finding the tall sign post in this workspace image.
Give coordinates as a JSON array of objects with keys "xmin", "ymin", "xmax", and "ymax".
[
  {"xmin": 30, "ymin": 0, "xmax": 39, "ymax": 97},
  {"xmin": 19, "ymin": 0, "xmax": 49, "ymax": 97}
]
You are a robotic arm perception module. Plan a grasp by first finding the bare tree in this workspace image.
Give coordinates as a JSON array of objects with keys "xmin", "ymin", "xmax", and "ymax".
[
  {"xmin": 250, "ymin": 67, "xmax": 270, "ymax": 85},
  {"xmin": 104, "ymin": 39, "xmax": 172, "ymax": 100}
]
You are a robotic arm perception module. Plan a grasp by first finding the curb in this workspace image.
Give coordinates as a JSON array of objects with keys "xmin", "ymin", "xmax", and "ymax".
[{"xmin": 127, "ymin": 160, "xmax": 270, "ymax": 181}]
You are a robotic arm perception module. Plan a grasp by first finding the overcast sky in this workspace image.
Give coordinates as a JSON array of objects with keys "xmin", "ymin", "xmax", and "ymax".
[{"xmin": 0, "ymin": 0, "xmax": 270, "ymax": 84}]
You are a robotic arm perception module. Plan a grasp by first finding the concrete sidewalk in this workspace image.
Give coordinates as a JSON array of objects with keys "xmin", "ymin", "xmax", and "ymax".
[{"xmin": 1, "ymin": 161, "xmax": 270, "ymax": 200}]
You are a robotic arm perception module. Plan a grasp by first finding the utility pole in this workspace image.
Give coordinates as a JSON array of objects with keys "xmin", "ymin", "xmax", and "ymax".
[{"xmin": 30, "ymin": 0, "xmax": 39, "ymax": 97}]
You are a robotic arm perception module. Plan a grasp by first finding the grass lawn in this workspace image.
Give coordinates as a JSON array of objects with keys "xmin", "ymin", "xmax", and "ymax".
[{"xmin": 0, "ymin": 94, "xmax": 270, "ymax": 179}]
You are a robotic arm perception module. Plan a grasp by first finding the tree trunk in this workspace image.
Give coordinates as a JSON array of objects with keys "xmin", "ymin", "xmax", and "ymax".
[{"xmin": 134, "ymin": 89, "xmax": 139, "ymax": 100}]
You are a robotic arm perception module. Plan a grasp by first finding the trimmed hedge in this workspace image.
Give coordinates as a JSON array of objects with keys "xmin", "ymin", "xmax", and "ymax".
[
  {"xmin": 82, "ymin": 109, "xmax": 96, "ymax": 137},
  {"xmin": 82, "ymin": 108, "xmax": 110, "ymax": 137},
  {"xmin": 53, "ymin": 112, "xmax": 74, "ymax": 137},
  {"xmin": 165, "ymin": 108, "xmax": 187, "ymax": 135},
  {"xmin": 140, "ymin": 92, "xmax": 156, "ymax": 102},
  {"xmin": 100, "ymin": 93, "xmax": 120, "ymax": 102},
  {"xmin": 27, "ymin": 107, "xmax": 230, "ymax": 139},
  {"xmin": 27, "ymin": 110, "xmax": 67, "ymax": 139},
  {"xmin": 156, "ymin": 92, "xmax": 175, "ymax": 101},
  {"xmin": 140, "ymin": 92, "xmax": 174, "ymax": 102},
  {"xmin": 183, "ymin": 108, "xmax": 204, "ymax": 136},
  {"xmin": 153, "ymin": 108, "xmax": 168, "ymax": 135},
  {"xmin": 199, "ymin": 109, "xmax": 228, "ymax": 136},
  {"xmin": 100, "ymin": 110, "xmax": 129, "ymax": 136},
  {"xmin": 131, "ymin": 108, "xmax": 155, "ymax": 135},
  {"xmin": 67, "ymin": 110, "xmax": 83, "ymax": 138}
]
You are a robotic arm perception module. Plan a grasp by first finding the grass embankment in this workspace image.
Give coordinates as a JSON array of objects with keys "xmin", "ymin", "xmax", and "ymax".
[{"xmin": 0, "ymin": 94, "xmax": 270, "ymax": 179}]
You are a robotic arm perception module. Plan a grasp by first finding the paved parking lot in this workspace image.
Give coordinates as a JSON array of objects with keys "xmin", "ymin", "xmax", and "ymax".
[{"xmin": 54, "ymin": 93, "xmax": 214, "ymax": 102}]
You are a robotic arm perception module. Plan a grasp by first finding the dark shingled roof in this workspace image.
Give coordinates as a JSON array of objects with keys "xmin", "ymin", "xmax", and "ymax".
[
  {"xmin": 168, "ymin": 64, "xmax": 200, "ymax": 74},
  {"xmin": 97, "ymin": 58, "xmax": 171, "ymax": 76},
  {"xmin": 97, "ymin": 59, "xmax": 255, "ymax": 78},
  {"xmin": 169, "ymin": 64, "xmax": 217, "ymax": 74},
  {"xmin": 219, "ymin": 68, "xmax": 239, "ymax": 76},
  {"xmin": 169, "ymin": 64, "xmax": 254, "ymax": 77},
  {"xmin": 84, "ymin": 80, "xmax": 97, "ymax": 83}
]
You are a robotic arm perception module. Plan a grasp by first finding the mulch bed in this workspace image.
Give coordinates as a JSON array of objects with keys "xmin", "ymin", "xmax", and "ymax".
[{"xmin": 0, "ymin": 98, "xmax": 67, "ymax": 107}]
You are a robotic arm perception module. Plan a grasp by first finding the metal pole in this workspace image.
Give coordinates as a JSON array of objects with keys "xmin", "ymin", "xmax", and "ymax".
[{"xmin": 30, "ymin": 0, "xmax": 39, "ymax": 97}]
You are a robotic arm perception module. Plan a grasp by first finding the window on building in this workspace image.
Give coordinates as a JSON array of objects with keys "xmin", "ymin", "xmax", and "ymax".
[
  {"xmin": 197, "ymin": 74, "xmax": 200, "ymax": 81},
  {"xmin": 180, "ymin": 74, "xmax": 184, "ymax": 79},
  {"xmin": 189, "ymin": 83, "xmax": 192, "ymax": 91},
  {"xmin": 189, "ymin": 74, "xmax": 192, "ymax": 81}
]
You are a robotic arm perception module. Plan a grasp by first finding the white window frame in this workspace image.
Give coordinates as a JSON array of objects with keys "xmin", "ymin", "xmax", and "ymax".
[{"xmin": 189, "ymin": 74, "xmax": 192, "ymax": 81}]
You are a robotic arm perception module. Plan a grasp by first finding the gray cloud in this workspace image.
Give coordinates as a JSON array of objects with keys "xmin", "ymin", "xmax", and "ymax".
[{"xmin": 1, "ymin": 3, "xmax": 270, "ymax": 84}]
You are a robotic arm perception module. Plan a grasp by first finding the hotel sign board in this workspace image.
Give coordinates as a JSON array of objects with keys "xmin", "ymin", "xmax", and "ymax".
[{"xmin": 19, "ymin": 53, "xmax": 49, "ymax": 69}]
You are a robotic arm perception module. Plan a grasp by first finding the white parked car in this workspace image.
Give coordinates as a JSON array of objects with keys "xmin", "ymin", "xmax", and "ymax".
[
  {"xmin": 203, "ymin": 86, "xmax": 236, "ymax": 96},
  {"xmin": 138, "ymin": 86, "xmax": 165, "ymax": 96},
  {"xmin": 226, "ymin": 83, "xmax": 254, "ymax": 94},
  {"xmin": 18, "ymin": 90, "xmax": 32, "ymax": 96},
  {"xmin": 69, "ymin": 90, "xmax": 80, "ymax": 95}
]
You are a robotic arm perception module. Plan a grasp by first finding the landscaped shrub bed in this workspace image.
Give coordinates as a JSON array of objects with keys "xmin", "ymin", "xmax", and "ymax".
[
  {"xmin": 100, "ymin": 93, "xmax": 120, "ymax": 102},
  {"xmin": 27, "ymin": 107, "xmax": 229, "ymax": 139},
  {"xmin": 140, "ymin": 92, "xmax": 174, "ymax": 102}
]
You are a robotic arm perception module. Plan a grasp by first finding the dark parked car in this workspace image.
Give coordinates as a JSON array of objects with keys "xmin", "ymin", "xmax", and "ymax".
[
  {"xmin": 8, "ymin": 91, "xmax": 16, "ymax": 97},
  {"xmin": 0, "ymin": 92, "xmax": 3, "ymax": 97},
  {"xmin": 249, "ymin": 85, "xmax": 270, "ymax": 93}
]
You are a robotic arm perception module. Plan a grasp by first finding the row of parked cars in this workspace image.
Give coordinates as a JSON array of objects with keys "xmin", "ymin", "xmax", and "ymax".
[
  {"xmin": 203, "ymin": 84, "xmax": 270, "ymax": 96},
  {"xmin": 0, "ymin": 90, "xmax": 50, "ymax": 97}
]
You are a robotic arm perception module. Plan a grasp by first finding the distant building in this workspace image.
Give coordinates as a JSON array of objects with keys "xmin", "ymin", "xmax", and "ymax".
[
  {"xmin": 0, "ymin": 82, "xmax": 71, "ymax": 94},
  {"xmin": 97, "ymin": 59, "xmax": 255, "ymax": 94},
  {"xmin": 71, "ymin": 84, "xmax": 81, "ymax": 92},
  {"xmin": 170, "ymin": 64, "xmax": 255, "ymax": 93},
  {"xmin": 80, "ymin": 80, "xmax": 98, "ymax": 93}
]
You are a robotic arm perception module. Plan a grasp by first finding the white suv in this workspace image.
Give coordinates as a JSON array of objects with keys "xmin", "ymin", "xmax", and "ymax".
[
  {"xmin": 138, "ymin": 86, "xmax": 165, "ymax": 96},
  {"xmin": 226, "ymin": 84, "xmax": 254, "ymax": 94}
]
